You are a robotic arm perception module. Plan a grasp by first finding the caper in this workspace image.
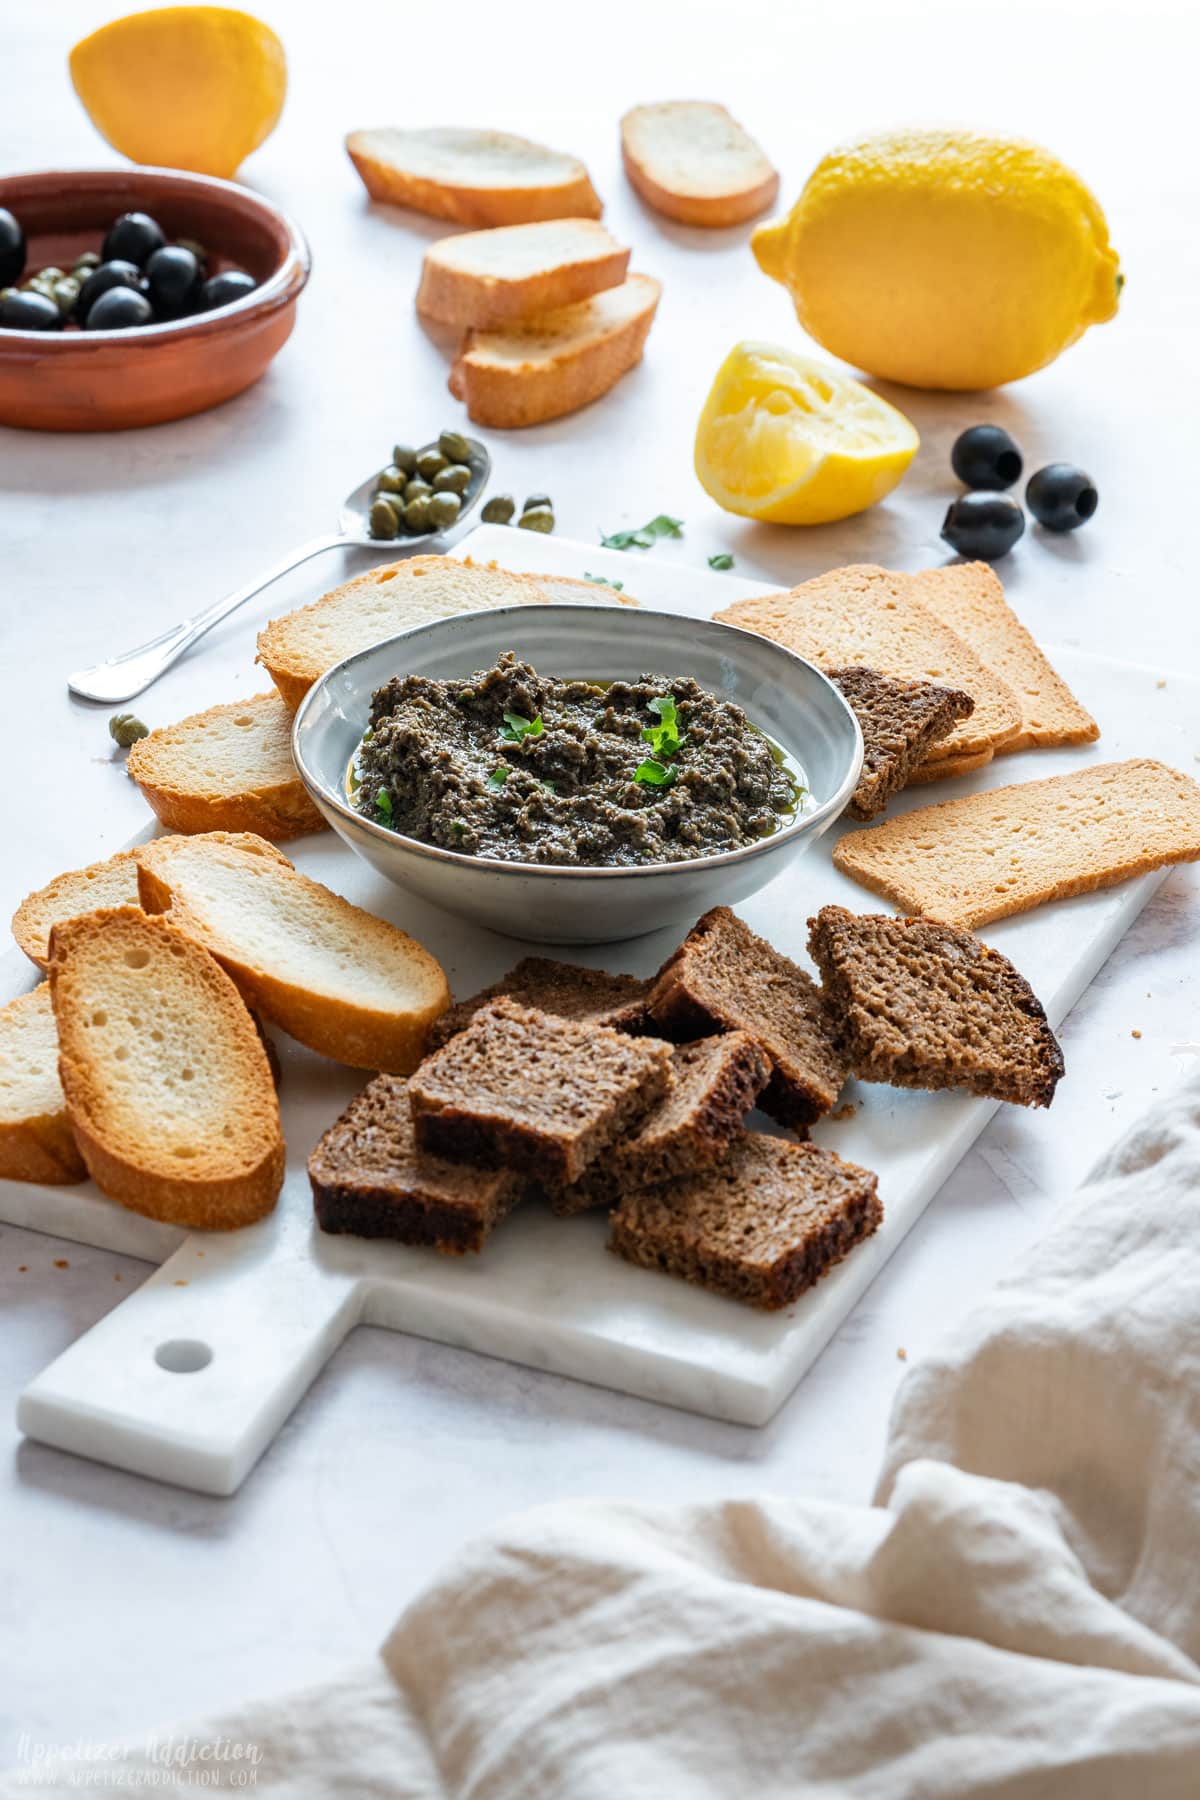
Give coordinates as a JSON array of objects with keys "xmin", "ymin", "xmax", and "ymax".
[
  {"xmin": 27, "ymin": 276, "xmax": 58, "ymax": 301},
  {"xmin": 481, "ymin": 494, "xmax": 516, "ymax": 525},
  {"xmin": 37, "ymin": 266, "xmax": 66, "ymax": 284},
  {"xmin": 428, "ymin": 491, "xmax": 462, "ymax": 530},
  {"xmin": 403, "ymin": 477, "xmax": 433, "ymax": 503},
  {"xmin": 518, "ymin": 505, "xmax": 555, "ymax": 534},
  {"xmin": 416, "ymin": 448, "xmax": 448, "ymax": 482},
  {"xmin": 109, "ymin": 712, "xmax": 149, "ymax": 748},
  {"xmin": 369, "ymin": 497, "xmax": 401, "ymax": 539},
  {"xmin": 376, "ymin": 464, "xmax": 407, "ymax": 494},
  {"xmin": 392, "ymin": 443, "xmax": 418, "ymax": 474},
  {"xmin": 523, "ymin": 492, "xmax": 552, "ymax": 512},
  {"xmin": 433, "ymin": 463, "xmax": 471, "ymax": 495},
  {"xmin": 438, "ymin": 428, "xmax": 472, "ymax": 464},
  {"xmin": 73, "ymin": 251, "xmax": 102, "ymax": 274},
  {"xmin": 404, "ymin": 496, "xmax": 433, "ymax": 533},
  {"xmin": 52, "ymin": 276, "xmax": 81, "ymax": 314}
]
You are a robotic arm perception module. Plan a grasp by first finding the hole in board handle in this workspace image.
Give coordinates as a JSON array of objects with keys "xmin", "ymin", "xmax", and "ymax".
[{"xmin": 155, "ymin": 1339, "xmax": 213, "ymax": 1374}]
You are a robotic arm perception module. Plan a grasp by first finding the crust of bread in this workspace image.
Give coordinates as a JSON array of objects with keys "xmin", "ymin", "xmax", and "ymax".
[
  {"xmin": 346, "ymin": 127, "xmax": 602, "ymax": 226},
  {"xmin": 905, "ymin": 749, "xmax": 994, "ymax": 786},
  {"xmin": 416, "ymin": 220, "xmax": 629, "ymax": 329},
  {"xmin": 127, "ymin": 693, "xmax": 325, "ymax": 842},
  {"xmin": 0, "ymin": 985, "xmax": 87, "ymax": 1185},
  {"xmin": 48, "ymin": 908, "xmax": 284, "ymax": 1229},
  {"xmin": 12, "ymin": 850, "xmax": 142, "ymax": 972},
  {"xmin": 449, "ymin": 274, "xmax": 661, "ymax": 429},
  {"xmin": 620, "ymin": 102, "xmax": 779, "ymax": 228}
]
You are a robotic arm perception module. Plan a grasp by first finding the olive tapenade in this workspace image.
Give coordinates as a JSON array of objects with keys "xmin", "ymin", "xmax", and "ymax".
[{"xmin": 351, "ymin": 652, "xmax": 805, "ymax": 867}]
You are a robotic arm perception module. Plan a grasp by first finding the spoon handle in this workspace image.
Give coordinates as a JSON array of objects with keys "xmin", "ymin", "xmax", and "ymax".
[{"xmin": 66, "ymin": 532, "xmax": 351, "ymax": 705}]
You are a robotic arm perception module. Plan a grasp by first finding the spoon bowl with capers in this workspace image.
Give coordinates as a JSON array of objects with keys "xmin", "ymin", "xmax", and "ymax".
[{"xmin": 67, "ymin": 429, "xmax": 492, "ymax": 705}]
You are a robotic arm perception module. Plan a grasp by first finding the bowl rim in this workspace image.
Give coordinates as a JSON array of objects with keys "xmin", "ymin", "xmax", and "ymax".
[
  {"xmin": 292, "ymin": 603, "xmax": 864, "ymax": 882},
  {"xmin": 0, "ymin": 165, "xmax": 310, "ymax": 344}
]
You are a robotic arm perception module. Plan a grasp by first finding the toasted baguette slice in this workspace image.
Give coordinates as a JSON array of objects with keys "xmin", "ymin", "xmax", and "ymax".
[
  {"xmin": 449, "ymin": 274, "xmax": 662, "ymax": 429},
  {"xmin": 13, "ymin": 850, "xmax": 142, "ymax": 971},
  {"xmin": 416, "ymin": 220, "xmax": 629, "ymax": 329},
  {"xmin": 346, "ymin": 127, "xmax": 602, "ymax": 226},
  {"xmin": 134, "ymin": 833, "xmax": 450, "ymax": 1073},
  {"xmin": 257, "ymin": 554, "xmax": 546, "ymax": 711},
  {"xmin": 621, "ymin": 102, "xmax": 779, "ymax": 228},
  {"xmin": 0, "ymin": 985, "xmax": 87, "ymax": 1185},
  {"xmin": 127, "ymin": 693, "xmax": 325, "ymax": 842},
  {"xmin": 49, "ymin": 908, "xmax": 284, "ymax": 1229}
]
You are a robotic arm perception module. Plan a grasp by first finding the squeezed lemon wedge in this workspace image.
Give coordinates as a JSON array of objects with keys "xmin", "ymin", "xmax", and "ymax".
[{"xmin": 694, "ymin": 342, "xmax": 919, "ymax": 525}]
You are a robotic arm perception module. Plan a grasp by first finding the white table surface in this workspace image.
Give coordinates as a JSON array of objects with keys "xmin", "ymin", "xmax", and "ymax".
[{"xmin": 2, "ymin": 0, "xmax": 1198, "ymax": 1755}]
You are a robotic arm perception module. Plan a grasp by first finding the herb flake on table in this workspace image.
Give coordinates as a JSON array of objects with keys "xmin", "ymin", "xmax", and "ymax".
[
  {"xmin": 708, "ymin": 552, "xmax": 735, "ymax": 571},
  {"xmin": 601, "ymin": 514, "xmax": 684, "ymax": 552},
  {"xmin": 583, "ymin": 572, "xmax": 625, "ymax": 591}
]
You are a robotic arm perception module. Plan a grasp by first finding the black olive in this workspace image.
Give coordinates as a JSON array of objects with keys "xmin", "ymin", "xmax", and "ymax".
[
  {"xmin": 0, "ymin": 289, "xmax": 62, "ymax": 331},
  {"xmin": 950, "ymin": 423, "xmax": 1023, "ymax": 490},
  {"xmin": 1026, "ymin": 463, "xmax": 1098, "ymax": 533},
  {"xmin": 102, "ymin": 211, "xmax": 166, "ymax": 268},
  {"xmin": 941, "ymin": 492, "xmax": 1025, "ymax": 561},
  {"xmin": 0, "ymin": 207, "xmax": 25, "ymax": 286},
  {"xmin": 145, "ymin": 244, "xmax": 202, "ymax": 319},
  {"xmin": 198, "ymin": 269, "xmax": 257, "ymax": 311},
  {"xmin": 77, "ymin": 259, "xmax": 145, "ymax": 321},
  {"xmin": 84, "ymin": 285, "xmax": 154, "ymax": 330}
]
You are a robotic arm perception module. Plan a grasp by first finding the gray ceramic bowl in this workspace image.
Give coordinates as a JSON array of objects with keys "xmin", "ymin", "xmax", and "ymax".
[{"xmin": 292, "ymin": 605, "xmax": 862, "ymax": 944}]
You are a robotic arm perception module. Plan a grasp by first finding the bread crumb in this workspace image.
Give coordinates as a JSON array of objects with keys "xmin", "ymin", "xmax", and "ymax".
[
  {"xmin": 53, "ymin": 1259, "xmax": 69, "ymax": 1269},
  {"xmin": 831, "ymin": 1102, "xmax": 858, "ymax": 1121},
  {"xmin": 114, "ymin": 1272, "xmax": 122, "ymax": 1281},
  {"xmin": 17, "ymin": 1265, "xmax": 27, "ymax": 1273},
  {"xmin": 896, "ymin": 1346, "xmax": 907, "ymax": 1361},
  {"xmin": 174, "ymin": 1279, "xmax": 189, "ymax": 1287},
  {"xmin": 1156, "ymin": 679, "xmax": 1167, "ymax": 689},
  {"xmin": 1132, "ymin": 1029, "xmax": 1142, "ymax": 1040}
]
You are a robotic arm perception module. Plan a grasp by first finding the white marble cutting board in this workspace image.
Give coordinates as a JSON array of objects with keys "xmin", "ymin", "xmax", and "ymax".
[{"xmin": 7, "ymin": 531, "xmax": 1195, "ymax": 1495}]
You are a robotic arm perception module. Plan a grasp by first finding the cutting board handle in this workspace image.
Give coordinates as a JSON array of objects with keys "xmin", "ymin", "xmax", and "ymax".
[{"xmin": 18, "ymin": 1227, "xmax": 362, "ymax": 1496}]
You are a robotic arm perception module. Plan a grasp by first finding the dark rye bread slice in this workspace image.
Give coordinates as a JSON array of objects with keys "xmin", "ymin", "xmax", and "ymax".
[
  {"xmin": 408, "ymin": 998, "xmax": 674, "ymax": 1185},
  {"xmin": 646, "ymin": 907, "xmax": 846, "ymax": 1127},
  {"xmin": 609, "ymin": 1134, "xmax": 882, "ymax": 1311},
  {"xmin": 826, "ymin": 666, "xmax": 976, "ymax": 820},
  {"xmin": 549, "ymin": 1032, "xmax": 771, "ymax": 1215},
  {"xmin": 428, "ymin": 957, "xmax": 652, "ymax": 1051},
  {"xmin": 310, "ymin": 1075, "xmax": 522, "ymax": 1255},
  {"xmin": 808, "ymin": 906, "xmax": 1064, "ymax": 1108}
]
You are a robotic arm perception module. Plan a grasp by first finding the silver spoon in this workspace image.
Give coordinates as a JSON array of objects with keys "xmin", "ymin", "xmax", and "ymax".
[{"xmin": 67, "ymin": 436, "xmax": 492, "ymax": 704}]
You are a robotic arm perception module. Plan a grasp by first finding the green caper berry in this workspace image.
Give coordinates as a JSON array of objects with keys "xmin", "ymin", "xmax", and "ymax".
[
  {"xmin": 27, "ymin": 277, "xmax": 58, "ymax": 300},
  {"xmin": 416, "ymin": 448, "xmax": 448, "ymax": 481},
  {"xmin": 428, "ymin": 491, "xmax": 462, "ymax": 530},
  {"xmin": 404, "ymin": 496, "xmax": 433, "ymax": 533},
  {"xmin": 109, "ymin": 712, "xmax": 149, "ymax": 748},
  {"xmin": 481, "ymin": 494, "xmax": 516, "ymax": 525},
  {"xmin": 73, "ymin": 251, "xmax": 102, "ymax": 274},
  {"xmin": 38, "ymin": 267, "xmax": 66, "ymax": 284},
  {"xmin": 438, "ymin": 429, "xmax": 472, "ymax": 464},
  {"xmin": 52, "ymin": 277, "xmax": 81, "ymax": 313},
  {"xmin": 369, "ymin": 498, "xmax": 401, "ymax": 539},
  {"xmin": 391, "ymin": 443, "xmax": 418, "ymax": 474},
  {"xmin": 376, "ymin": 464, "xmax": 407, "ymax": 494},
  {"xmin": 518, "ymin": 505, "xmax": 555, "ymax": 534},
  {"xmin": 523, "ymin": 493, "xmax": 552, "ymax": 512},
  {"xmin": 433, "ymin": 464, "xmax": 471, "ymax": 495},
  {"xmin": 403, "ymin": 478, "xmax": 433, "ymax": 502}
]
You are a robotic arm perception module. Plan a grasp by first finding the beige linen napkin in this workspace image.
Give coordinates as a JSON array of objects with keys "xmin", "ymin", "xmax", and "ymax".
[{"xmin": 12, "ymin": 1071, "xmax": 1200, "ymax": 1799}]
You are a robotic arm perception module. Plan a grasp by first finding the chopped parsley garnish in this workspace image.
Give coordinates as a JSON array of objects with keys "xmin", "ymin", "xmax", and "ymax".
[
  {"xmin": 500, "ymin": 710, "xmax": 544, "ymax": 744},
  {"xmin": 601, "ymin": 514, "xmax": 684, "ymax": 552},
  {"xmin": 641, "ymin": 693, "xmax": 684, "ymax": 761},
  {"xmin": 634, "ymin": 758, "xmax": 678, "ymax": 788},
  {"xmin": 583, "ymin": 572, "xmax": 625, "ymax": 591},
  {"xmin": 375, "ymin": 789, "xmax": 393, "ymax": 822},
  {"xmin": 486, "ymin": 767, "xmax": 509, "ymax": 791},
  {"xmin": 708, "ymin": 552, "xmax": 735, "ymax": 571}
]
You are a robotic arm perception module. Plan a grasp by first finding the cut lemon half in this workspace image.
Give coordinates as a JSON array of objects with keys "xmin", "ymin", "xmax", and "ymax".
[{"xmin": 694, "ymin": 341, "xmax": 919, "ymax": 525}]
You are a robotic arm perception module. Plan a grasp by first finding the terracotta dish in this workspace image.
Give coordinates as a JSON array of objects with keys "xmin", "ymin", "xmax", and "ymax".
[{"xmin": 0, "ymin": 167, "xmax": 309, "ymax": 431}]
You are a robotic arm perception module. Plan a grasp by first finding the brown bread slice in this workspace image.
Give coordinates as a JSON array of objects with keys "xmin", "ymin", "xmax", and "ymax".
[
  {"xmin": 609, "ymin": 1134, "xmax": 882, "ymax": 1310},
  {"xmin": 808, "ymin": 906, "xmax": 1064, "ymax": 1108},
  {"xmin": 310, "ymin": 1075, "xmax": 522, "ymax": 1255},
  {"xmin": 825, "ymin": 666, "xmax": 975, "ymax": 820},
  {"xmin": 13, "ymin": 850, "xmax": 142, "ymax": 970},
  {"xmin": 833, "ymin": 759, "xmax": 1200, "ymax": 930},
  {"xmin": 428, "ymin": 958, "xmax": 652, "ymax": 1051},
  {"xmin": 549, "ymin": 1032, "xmax": 771, "ymax": 1215},
  {"xmin": 49, "ymin": 908, "xmax": 284, "ymax": 1229},
  {"xmin": 345, "ymin": 127, "xmax": 602, "ymax": 227},
  {"xmin": 715, "ymin": 564, "xmax": 1020, "ymax": 758},
  {"xmin": 127, "ymin": 692, "xmax": 325, "ymax": 841},
  {"xmin": 409, "ymin": 998, "xmax": 673, "ymax": 1185},
  {"xmin": 646, "ymin": 907, "xmax": 846, "ymax": 1127},
  {"xmin": 0, "ymin": 985, "xmax": 87, "ymax": 1185},
  {"xmin": 905, "ymin": 748, "xmax": 993, "ymax": 786}
]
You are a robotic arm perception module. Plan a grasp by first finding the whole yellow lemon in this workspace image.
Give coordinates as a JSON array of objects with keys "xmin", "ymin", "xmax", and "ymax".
[
  {"xmin": 70, "ymin": 7, "xmax": 287, "ymax": 182},
  {"xmin": 752, "ymin": 129, "xmax": 1121, "ymax": 390}
]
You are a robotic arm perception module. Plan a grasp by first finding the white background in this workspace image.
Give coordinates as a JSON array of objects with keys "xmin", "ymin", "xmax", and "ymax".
[{"xmin": 2, "ymin": 0, "xmax": 1199, "ymax": 1752}]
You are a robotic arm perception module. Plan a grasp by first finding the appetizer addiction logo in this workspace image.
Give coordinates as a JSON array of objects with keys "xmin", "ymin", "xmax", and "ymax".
[{"xmin": 12, "ymin": 1729, "xmax": 263, "ymax": 1787}]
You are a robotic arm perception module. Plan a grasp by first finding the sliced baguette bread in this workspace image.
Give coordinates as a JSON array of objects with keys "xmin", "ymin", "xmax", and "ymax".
[
  {"xmin": 416, "ymin": 219, "xmax": 629, "ymax": 329},
  {"xmin": 13, "ymin": 850, "xmax": 142, "ymax": 971},
  {"xmin": 134, "ymin": 833, "xmax": 450, "ymax": 1072},
  {"xmin": 127, "ymin": 692, "xmax": 326, "ymax": 841},
  {"xmin": 257, "ymin": 554, "xmax": 547, "ymax": 711},
  {"xmin": 0, "ymin": 984, "xmax": 87, "ymax": 1185},
  {"xmin": 346, "ymin": 127, "xmax": 602, "ymax": 226},
  {"xmin": 449, "ymin": 274, "xmax": 662, "ymax": 429},
  {"xmin": 49, "ymin": 908, "xmax": 284, "ymax": 1228},
  {"xmin": 621, "ymin": 102, "xmax": 779, "ymax": 227}
]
